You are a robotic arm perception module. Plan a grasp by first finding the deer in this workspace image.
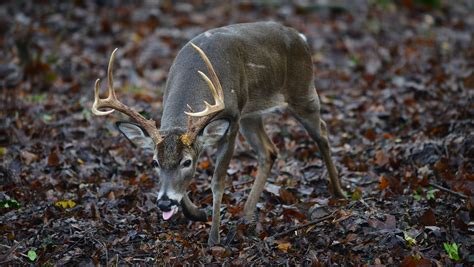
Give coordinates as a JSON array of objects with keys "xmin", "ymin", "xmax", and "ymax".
[{"xmin": 92, "ymin": 21, "xmax": 345, "ymax": 246}]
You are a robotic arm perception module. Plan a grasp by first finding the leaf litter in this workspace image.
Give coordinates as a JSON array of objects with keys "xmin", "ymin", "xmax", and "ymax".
[{"xmin": 0, "ymin": 0, "xmax": 473, "ymax": 265}]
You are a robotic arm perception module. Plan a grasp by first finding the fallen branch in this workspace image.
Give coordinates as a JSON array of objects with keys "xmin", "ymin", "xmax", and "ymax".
[
  {"xmin": 429, "ymin": 182, "xmax": 468, "ymax": 199},
  {"xmin": 269, "ymin": 213, "xmax": 335, "ymax": 239}
]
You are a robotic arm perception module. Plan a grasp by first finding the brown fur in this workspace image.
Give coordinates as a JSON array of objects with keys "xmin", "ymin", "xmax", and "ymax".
[
  {"xmin": 155, "ymin": 22, "xmax": 345, "ymax": 246},
  {"xmin": 156, "ymin": 130, "xmax": 187, "ymax": 169}
]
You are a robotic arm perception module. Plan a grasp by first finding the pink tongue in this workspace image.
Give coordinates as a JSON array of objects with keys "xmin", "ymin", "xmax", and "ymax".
[{"xmin": 162, "ymin": 207, "xmax": 176, "ymax": 220}]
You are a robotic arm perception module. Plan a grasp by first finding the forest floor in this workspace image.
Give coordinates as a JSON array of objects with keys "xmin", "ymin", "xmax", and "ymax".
[{"xmin": 0, "ymin": 0, "xmax": 473, "ymax": 265}]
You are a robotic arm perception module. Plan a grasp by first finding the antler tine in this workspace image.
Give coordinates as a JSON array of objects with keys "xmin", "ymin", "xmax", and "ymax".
[
  {"xmin": 107, "ymin": 48, "xmax": 118, "ymax": 99},
  {"xmin": 184, "ymin": 43, "xmax": 225, "ymax": 117},
  {"xmin": 192, "ymin": 44, "xmax": 224, "ymax": 100},
  {"xmin": 93, "ymin": 78, "xmax": 114, "ymax": 116},
  {"xmin": 91, "ymin": 48, "xmax": 163, "ymax": 144},
  {"xmin": 182, "ymin": 43, "xmax": 226, "ymax": 143},
  {"xmin": 92, "ymin": 48, "xmax": 120, "ymax": 116}
]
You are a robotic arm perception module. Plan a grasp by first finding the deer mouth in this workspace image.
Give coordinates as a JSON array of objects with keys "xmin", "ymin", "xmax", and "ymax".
[{"xmin": 162, "ymin": 205, "xmax": 179, "ymax": 220}]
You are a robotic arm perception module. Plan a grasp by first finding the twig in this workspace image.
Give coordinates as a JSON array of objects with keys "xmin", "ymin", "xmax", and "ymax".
[
  {"xmin": 429, "ymin": 182, "xmax": 467, "ymax": 199},
  {"xmin": 0, "ymin": 242, "xmax": 21, "ymax": 263},
  {"xmin": 357, "ymin": 180, "xmax": 379, "ymax": 186},
  {"xmin": 269, "ymin": 213, "xmax": 335, "ymax": 239}
]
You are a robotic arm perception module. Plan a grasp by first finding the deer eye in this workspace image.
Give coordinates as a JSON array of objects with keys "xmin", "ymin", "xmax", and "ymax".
[
  {"xmin": 152, "ymin": 160, "xmax": 159, "ymax": 168},
  {"xmin": 182, "ymin": 159, "xmax": 192, "ymax": 167}
]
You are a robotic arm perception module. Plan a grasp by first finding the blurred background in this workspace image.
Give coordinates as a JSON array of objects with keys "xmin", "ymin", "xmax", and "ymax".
[{"xmin": 0, "ymin": 0, "xmax": 473, "ymax": 265}]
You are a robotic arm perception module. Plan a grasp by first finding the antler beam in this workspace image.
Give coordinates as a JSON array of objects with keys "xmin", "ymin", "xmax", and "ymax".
[{"xmin": 92, "ymin": 48, "xmax": 163, "ymax": 144}]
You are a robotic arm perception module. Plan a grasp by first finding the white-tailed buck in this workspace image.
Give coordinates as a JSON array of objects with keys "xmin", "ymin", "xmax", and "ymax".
[{"xmin": 92, "ymin": 22, "xmax": 345, "ymax": 245}]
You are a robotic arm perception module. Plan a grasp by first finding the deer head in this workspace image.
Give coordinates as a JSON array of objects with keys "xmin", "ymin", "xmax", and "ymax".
[{"xmin": 92, "ymin": 44, "xmax": 226, "ymax": 221}]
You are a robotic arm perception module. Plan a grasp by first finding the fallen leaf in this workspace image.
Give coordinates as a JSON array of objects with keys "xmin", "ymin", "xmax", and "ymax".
[
  {"xmin": 265, "ymin": 183, "xmax": 281, "ymax": 196},
  {"xmin": 419, "ymin": 208, "xmax": 436, "ymax": 226},
  {"xmin": 55, "ymin": 200, "xmax": 77, "ymax": 209},
  {"xmin": 374, "ymin": 150, "xmax": 389, "ymax": 166},
  {"xmin": 351, "ymin": 187, "xmax": 362, "ymax": 200},
  {"xmin": 400, "ymin": 255, "xmax": 431, "ymax": 267},
  {"xmin": 279, "ymin": 188, "xmax": 298, "ymax": 204},
  {"xmin": 47, "ymin": 148, "xmax": 61, "ymax": 167},
  {"xmin": 21, "ymin": 150, "xmax": 39, "ymax": 165},
  {"xmin": 0, "ymin": 199, "xmax": 21, "ymax": 209},
  {"xmin": 379, "ymin": 175, "xmax": 389, "ymax": 190},
  {"xmin": 403, "ymin": 232, "xmax": 417, "ymax": 247},
  {"xmin": 282, "ymin": 208, "xmax": 307, "ymax": 220},
  {"xmin": 107, "ymin": 191, "xmax": 116, "ymax": 200},
  {"xmin": 364, "ymin": 128, "xmax": 376, "ymax": 141},
  {"xmin": 276, "ymin": 241, "xmax": 291, "ymax": 253},
  {"xmin": 199, "ymin": 159, "xmax": 211, "ymax": 170},
  {"xmin": 210, "ymin": 246, "xmax": 231, "ymax": 258}
]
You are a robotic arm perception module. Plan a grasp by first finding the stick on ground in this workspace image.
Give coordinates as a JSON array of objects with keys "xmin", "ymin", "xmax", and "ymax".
[
  {"xmin": 429, "ymin": 182, "xmax": 467, "ymax": 199},
  {"xmin": 270, "ymin": 213, "xmax": 335, "ymax": 239}
]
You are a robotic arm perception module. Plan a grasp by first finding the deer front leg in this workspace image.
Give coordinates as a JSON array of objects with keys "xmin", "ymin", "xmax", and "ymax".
[
  {"xmin": 208, "ymin": 126, "xmax": 237, "ymax": 246},
  {"xmin": 240, "ymin": 116, "xmax": 278, "ymax": 221}
]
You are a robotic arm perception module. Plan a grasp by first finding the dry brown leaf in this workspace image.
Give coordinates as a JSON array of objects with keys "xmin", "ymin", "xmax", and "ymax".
[
  {"xmin": 21, "ymin": 150, "xmax": 38, "ymax": 165},
  {"xmin": 107, "ymin": 191, "xmax": 116, "ymax": 200},
  {"xmin": 364, "ymin": 128, "xmax": 376, "ymax": 141},
  {"xmin": 379, "ymin": 175, "xmax": 389, "ymax": 190},
  {"xmin": 210, "ymin": 246, "xmax": 231, "ymax": 258},
  {"xmin": 420, "ymin": 208, "xmax": 436, "ymax": 226},
  {"xmin": 199, "ymin": 160, "xmax": 210, "ymax": 170},
  {"xmin": 400, "ymin": 255, "xmax": 432, "ymax": 267},
  {"xmin": 374, "ymin": 150, "xmax": 389, "ymax": 166},
  {"xmin": 47, "ymin": 148, "xmax": 61, "ymax": 167},
  {"xmin": 279, "ymin": 188, "xmax": 298, "ymax": 204},
  {"xmin": 276, "ymin": 242, "xmax": 291, "ymax": 253}
]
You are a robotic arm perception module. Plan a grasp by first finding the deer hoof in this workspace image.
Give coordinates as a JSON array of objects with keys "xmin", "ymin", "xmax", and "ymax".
[{"xmin": 207, "ymin": 233, "xmax": 220, "ymax": 246}]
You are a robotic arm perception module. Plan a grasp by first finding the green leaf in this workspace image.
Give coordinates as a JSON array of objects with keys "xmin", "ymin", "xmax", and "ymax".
[
  {"xmin": 27, "ymin": 250, "xmax": 37, "ymax": 261},
  {"xmin": 413, "ymin": 193, "xmax": 422, "ymax": 201},
  {"xmin": 404, "ymin": 232, "xmax": 417, "ymax": 247},
  {"xmin": 349, "ymin": 54, "xmax": 360, "ymax": 67},
  {"xmin": 351, "ymin": 187, "xmax": 362, "ymax": 201},
  {"xmin": 45, "ymin": 71, "xmax": 57, "ymax": 82},
  {"xmin": 0, "ymin": 199, "xmax": 20, "ymax": 209},
  {"xmin": 0, "ymin": 147, "xmax": 6, "ymax": 157},
  {"xmin": 443, "ymin": 242, "xmax": 460, "ymax": 261},
  {"xmin": 426, "ymin": 188, "xmax": 439, "ymax": 200},
  {"xmin": 42, "ymin": 114, "xmax": 53, "ymax": 123},
  {"xmin": 26, "ymin": 93, "xmax": 47, "ymax": 104},
  {"xmin": 82, "ymin": 108, "xmax": 92, "ymax": 121}
]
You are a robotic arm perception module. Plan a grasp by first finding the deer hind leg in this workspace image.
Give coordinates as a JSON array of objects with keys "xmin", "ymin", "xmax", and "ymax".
[
  {"xmin": 240, "ymin": 116, "xmax": 278, "ymax": 221},
  {"xmin": 288, "ymin": 91, "xmax": 345, "ymax": 198}
]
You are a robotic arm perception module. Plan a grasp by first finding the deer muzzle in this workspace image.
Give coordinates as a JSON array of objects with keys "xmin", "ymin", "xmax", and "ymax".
[{"xmin": 157, "ymin": 193, "xmax": 181, "ymax": 220}]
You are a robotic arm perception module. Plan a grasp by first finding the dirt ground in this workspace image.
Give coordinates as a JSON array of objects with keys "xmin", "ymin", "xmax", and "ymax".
[{"xmin": 0, "ymin": 0, "xmax": 473, "ymax": 265}]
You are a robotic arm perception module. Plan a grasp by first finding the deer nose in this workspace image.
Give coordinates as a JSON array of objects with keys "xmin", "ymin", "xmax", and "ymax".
[{"xmin": 157, "ymin": 199, "xmax": 172, "ymax": 211}]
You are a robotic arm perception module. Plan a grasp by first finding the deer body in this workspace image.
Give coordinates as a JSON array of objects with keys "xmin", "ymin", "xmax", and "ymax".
[
  {"xmin": 93, "ymin": 22, "xmax": 344, "ymax": 246},
  {"xmin": 162, "ymin": 22, "xmax": 310, "ymax": 128}
]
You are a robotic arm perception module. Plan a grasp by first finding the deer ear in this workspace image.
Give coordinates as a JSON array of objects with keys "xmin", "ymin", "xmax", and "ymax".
[
  {"xmin": 116, "ymin": 122, "xmax": 155, "ymax": 152},
  {"xmin": 198, "ymin": 119, "xmax": 229, "ymax": 147}
]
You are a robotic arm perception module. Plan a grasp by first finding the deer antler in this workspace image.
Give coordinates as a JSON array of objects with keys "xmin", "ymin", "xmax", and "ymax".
[
  {"xmin": 184, "ymin": 43, "xmax": 225, "ymax": 142},
  {"xmin": 92, "ymin": 48, "xmax": 163, "ymax": 144}
]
